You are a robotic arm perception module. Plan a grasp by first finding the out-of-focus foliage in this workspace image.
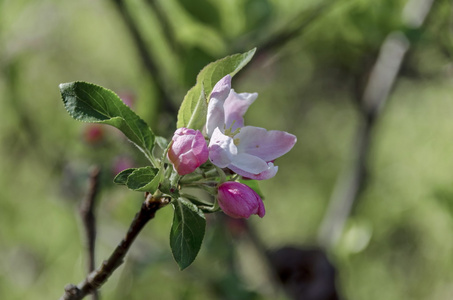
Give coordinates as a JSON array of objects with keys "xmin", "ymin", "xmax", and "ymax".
[{"xmin": 1, "ymin": 0, "xmax": 453, "ymax": 299}]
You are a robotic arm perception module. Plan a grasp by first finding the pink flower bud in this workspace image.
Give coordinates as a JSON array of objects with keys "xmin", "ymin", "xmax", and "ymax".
[
  {"xmin": 168, "ymin": 128, "xmax": 209, "ymax": 175},
  {"xmin": 217, "ymin": 182, "xmax": 265, "ymax": 219}
]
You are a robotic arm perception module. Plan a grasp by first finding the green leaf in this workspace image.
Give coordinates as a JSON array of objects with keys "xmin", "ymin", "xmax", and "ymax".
[
  {"xmin": 126, "ymin": 166, "xmax": 162, "ymax": 193},
  {"xmin": 170, "ymin": 198, "xmax": 206, "ymax": 270},
  {"xmin": 182, "ymin": 193, "xmax": 214, "ymax": 207},
  {"xmin": 185, "ymin": 83, "xmax": 207, "ymax": 131},
  {"xmin": 177, "ymin": 48, "xmax": 256, "ymax": 130},
  {"xmin": 59, "ymin": 81, "xmax": 155, "ymax": 161},
  {"xmin": 113, "ymin": 168, "xmax": 137, "ymax": 185}
]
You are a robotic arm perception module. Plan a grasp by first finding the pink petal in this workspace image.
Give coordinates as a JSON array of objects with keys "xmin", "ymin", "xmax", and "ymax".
[
  {"xmin": 230, "ymin": 153, "xmax": 270, "ymax": 174},
  {"xmin": 228, "ymin": 162, "xmax": 278, "ymax": 180},
  {"xmin": 217, "ymin": 182, "xmax": 265, "ymax": 219},
  {"xmin": 177, "ymin": 151, "xmax": 199, "ymax": 175},
  {"xmin": 210, "ymin": 75, "xmax": 231, "ymax": 100},
  {"xmin": 206, "ymin": 75, "xmax": 232, "ymax": 137},
  {"xmin": 192, "ymin": 131, "xmax": 209, "ymax": 157},
  {"xmin": 224, "ymin": 90, "xmax": 258, "ymax": 132},
  {"xmin": 257, "ymin": 198, "xmax": 266, "ymax": 218},
  {"xmin": 208, "ymin": 128, "xmax": 236, "ymax": 168},
  {"xmin": 236, "ymin": 126, "xmax": 297, "ymax": 162},
  {"xmin": 168, "ymin": 128, "xmax": 209, "ymax": 175}
]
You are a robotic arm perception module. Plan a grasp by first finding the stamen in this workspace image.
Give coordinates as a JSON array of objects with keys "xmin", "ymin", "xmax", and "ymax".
[
  {"xmin": 224, "ymin": 120, "xmax": 240, "ymax": 138},
  {"xmin": 231, "ymin": 127, "xmax": 241, "ymax": 136}
]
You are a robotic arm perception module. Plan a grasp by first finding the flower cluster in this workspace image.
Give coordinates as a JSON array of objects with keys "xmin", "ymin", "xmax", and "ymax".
[{"xmin": 168, "ymin": 75, "xmax": 296, "ymax": 219}]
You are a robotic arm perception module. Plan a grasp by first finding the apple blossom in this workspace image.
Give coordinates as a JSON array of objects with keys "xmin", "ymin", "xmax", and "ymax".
[
  {"xmin": 206, "ymin": 75, "xmax": 297, "ymax": 180},
  {"xmin": 217, "ymin": 181, "xmax": 265, "ymax": 219},
  {"xmin": 168, "ymin": 128, "xmax": 209, "ymax": 175}
]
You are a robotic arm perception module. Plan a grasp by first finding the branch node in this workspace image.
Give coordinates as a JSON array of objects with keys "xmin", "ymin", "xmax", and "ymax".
[{"xmin": 63, "ymin": 284, "xmax": 81, "ymax": 297}]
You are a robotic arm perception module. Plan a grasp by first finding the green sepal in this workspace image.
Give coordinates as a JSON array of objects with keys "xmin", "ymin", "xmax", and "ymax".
[
  {"xmin": 159, "ymin": 178, "xmax": 180, "ymax": 199},
  {"xmin": 170, "ymin": 198, "xmax": 206, "ymax": 270}
]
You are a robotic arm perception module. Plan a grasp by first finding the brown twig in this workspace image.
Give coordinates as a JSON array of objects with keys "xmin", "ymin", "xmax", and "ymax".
[
  {"xmin": 317, "ymin": 0, "xmax": 436, "ymax": 249},
  {"xmin": 59, "ymin": 194, "xmax": 170, "ymax": 300},
  {"xmin": 79, "ymin": 166, "xmax": 101, "ymax": 300}
]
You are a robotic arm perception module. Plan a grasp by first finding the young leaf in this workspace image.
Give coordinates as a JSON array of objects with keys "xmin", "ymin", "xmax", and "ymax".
[
  {"xmin": 170, "ymin": 198, "xmax": 206, "ymax": 270},
  {"xmin": 59, "ymin": 81, "xmax": 155, "ymax": 161},
  {"xmin": 185, "ymin": 83, "xmax": 207, "ymax": 131},
  {"xmin": 126, "ymin": 166, "xmax": 162, "ymax": 193},
  {"xmin": 177, "ymin": 48, "xmax": 256, "ymax": 130},
  {"xmin": 113, "ymin": 168, "xmax": 137, "ymax": 185}
]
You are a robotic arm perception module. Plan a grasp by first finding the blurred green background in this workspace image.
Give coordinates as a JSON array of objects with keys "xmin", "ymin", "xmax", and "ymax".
[{"xmin": 1, "ymin": 0, "xmax": 453, "ymax": 299}]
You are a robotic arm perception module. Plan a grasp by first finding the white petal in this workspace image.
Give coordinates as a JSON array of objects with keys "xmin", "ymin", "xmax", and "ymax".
[
  {"xmin": 236, "ymin": 126, "xmax": 297, "ymax": 162},
  {"xmin": 224, "ymin": 90, "xmax": 258, "ymax": 132},
  {"xmin": 206, "ymin": 98, "xmax": 225, "ymax": 137},
  {"xmin": 229, "ymin": 153, "xmax": 270, "ymax": 174},
  {"xmin": 206, "ymin": 75, "xmax": 231, "ymax": 137},
  {"xmin": 208, "ymin": 128, "xmax": 236, "ymax": 168},
  {"xmin": 229, "ymin": 162, "xmax": 278, "ymax": 180}
]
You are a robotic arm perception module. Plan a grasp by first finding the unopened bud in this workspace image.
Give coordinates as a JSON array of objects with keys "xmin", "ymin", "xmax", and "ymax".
[
  {"xmin": 168, "ymin": 128, "xmax": 209, "ymax": 175},
  {"xmin": 217, "ymin": 182, "xmax": 265, "ymax": 219}
]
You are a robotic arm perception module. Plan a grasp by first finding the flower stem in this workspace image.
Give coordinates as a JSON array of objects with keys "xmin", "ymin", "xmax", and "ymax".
[
  {"xmin": 179, "ymin": 168, "xmax": 219, "ymax": 184},
  {"xmin": 215, "ymin": 167, "xmax": 227, "ymax": 184}
]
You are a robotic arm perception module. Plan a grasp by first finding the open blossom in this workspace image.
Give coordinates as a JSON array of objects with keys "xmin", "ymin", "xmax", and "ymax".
[
  {"xmin": 217, "ymin": 181, "xmax": 265, "ymax": 219},
  {"xmin": 206, "ymin": 75, "xmax": 297, "ymax": 180},
  {"xmin": 168, "ymin": 128, "xmax": 209, "ymax": 175}
]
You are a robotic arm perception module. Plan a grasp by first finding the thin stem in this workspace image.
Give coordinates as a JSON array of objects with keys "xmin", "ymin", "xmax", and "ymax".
[
  {"xmin": 59, "ymin": 194, "xmax": 170, "ymax": 300},
  {"xmin": 170, "ymin": 170, "xmax": 181, "ymax": 187},
  {"xmin": 179, "ymin": 168, "xmax": 219, "ymax": 184},
  {"xmin": 79, "ymin": 166, "xmax": 101, "ymax": 300},
  {"xmin": 144, "ymin": 149, "xmax": 159, "ymax": 169}
]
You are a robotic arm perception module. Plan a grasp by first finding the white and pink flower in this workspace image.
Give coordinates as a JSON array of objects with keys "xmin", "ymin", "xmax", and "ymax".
[{"xmin": 206, "ymin": 75, "xmax": 297, "ymax": 180}]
